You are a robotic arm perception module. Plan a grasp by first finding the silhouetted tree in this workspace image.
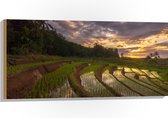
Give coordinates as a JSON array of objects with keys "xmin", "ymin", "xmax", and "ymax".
[
  {"xmin": 121, "ymin": 53, "xmax": 124, "ymax": 58},
  {"xmin": 7, "ymin": 20, "xmax": 120, "ymax": 58}
]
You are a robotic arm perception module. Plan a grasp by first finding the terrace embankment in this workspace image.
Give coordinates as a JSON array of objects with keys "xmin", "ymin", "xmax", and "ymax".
[
  {"xmin": 7, "ymin": 61, "xmax": 72, "ymax": 99},
  {"xmin": 68, "ymin": 63, "xmax": 93, "ymax": 97},
  {"xmin": 109, "ymin": 66, "xmax": 143, "ymax": 96},
  {"xmin": 95, "ymin": 64, "xmax": 121, "ymax": 96}
]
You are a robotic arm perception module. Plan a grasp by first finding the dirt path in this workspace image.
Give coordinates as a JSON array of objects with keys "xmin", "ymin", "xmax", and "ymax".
[
  {"xmin": 95, "ymin": 64, "xmax": 121, "ymax": 96},
  {"xmin": 75, "ymin": 63, "xmax": 89, "ymax": 84},
  {"xmin": 7, "ymin": 61, "xmax": 72, "ymax": 99}
]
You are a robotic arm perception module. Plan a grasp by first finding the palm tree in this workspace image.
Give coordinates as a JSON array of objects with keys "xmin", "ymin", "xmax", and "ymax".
[
  {"xmin": 33, "ymin": 20, "xmax": 54, "ymax": 30},
  {"xmin": 146, "ymin": 51, "xmax": 160, "ymax": 60}
]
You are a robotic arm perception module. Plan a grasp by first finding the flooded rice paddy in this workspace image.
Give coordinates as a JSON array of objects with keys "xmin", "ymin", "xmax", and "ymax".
[{"xmin": 78, "ymin": 67, "xmax": 168, "ymax": 97}]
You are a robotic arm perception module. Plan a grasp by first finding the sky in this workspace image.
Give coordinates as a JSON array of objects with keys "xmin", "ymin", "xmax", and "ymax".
[{"xmin": 47, "ymin": 20, "xmax": 168, "ymax": 58}]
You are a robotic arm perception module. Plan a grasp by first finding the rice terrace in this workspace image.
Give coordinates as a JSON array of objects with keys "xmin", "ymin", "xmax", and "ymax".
[{"xmin": 4, "ymin": 20, "xmax": 168, "ymax": 99}]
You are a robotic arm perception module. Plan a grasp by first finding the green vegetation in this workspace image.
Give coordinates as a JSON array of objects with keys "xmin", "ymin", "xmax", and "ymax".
[
  {"xmin": 7, "ymin": 55, "xmax": 69, "ymax": 74},
  {"xmin": 7, "ymin": 55, "xmax": 168, "ymax": 98},
  {"xmin": 6, "ymin": 19, "xmax": 168, "ymax": 98},
  {"xmin": 78, "ymin": 57, "xmax": 167, "ymax": 81},
  {"xmin": 80, "ymin": 72, "xmax": 113, "ymax": 97},
  {"xmin": 7, "ymin": 54, "xmax": 70, "ymax": 74},
  {"xmin": 102, "ymin": 70, "xmax": 140, "ymax": 96},
  {"xmin": 7, "ymin": 54, "xmax": 64, "ymax": 62},
  {"xmin": 8, "ymin": 60, "xmax": 58, "ymax": 74},
  {"xmin": 160, "ymin": 68, "xmax": 168, "ymax": 81},
  {"xmin": 69, "ymin": 72, "xmax": 92, "ymax": 97},
  {"xmin": 7, "ymin": 20, "xmax": 119, "ymax": 58},
  {"xmin": 103, "ymin": 58, "xmax": 168, "ymax": 81},
  {"xmin": 81, "ymin": 64, "xmax": 104, "ymax": 74},
  {"xmin": 27, "ymin": 62, "xmax": 82, "ymax": 98}
]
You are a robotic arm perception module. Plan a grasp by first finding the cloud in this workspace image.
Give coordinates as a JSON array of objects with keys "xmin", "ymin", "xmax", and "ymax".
[
  {"xmin": 47, "ymin": 20, "xmax": 168, "ymax": 58},
  {"xmin": 95, "ymin": 22, "xmax": 168, "ymax": 39}
]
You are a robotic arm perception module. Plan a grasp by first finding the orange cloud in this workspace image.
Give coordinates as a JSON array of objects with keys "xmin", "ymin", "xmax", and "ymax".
[{"xmin": 82, "ymin": 27, "xmax": 168, "ymax": 58}]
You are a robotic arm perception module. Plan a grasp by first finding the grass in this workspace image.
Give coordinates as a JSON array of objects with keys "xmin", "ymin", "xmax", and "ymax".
[
  {"xmin": 8, "ymin": 54, "xmax": 168, "ymax": 81},
  {"xmin": 8, "ymin": 60, "xmax": 67, "ymax": 74},
  {"xmin": 69, "ymin": 72, "xmax": 92, "ymax": 97},
  {"xmin": 7, "ymin": 54, "xmax": 72, "ymax": 74},
  {"xmin": 27, "ymin": 62, "xmax": 83, "ymax": 98},
  {"xmin": 159, "ymin": 68, "xmax": 168, "ymax": 81},
  {"xmin": 105, "ymin": 58, "xmax": 168, "ymax": 81},
  {"xmin": 7, "ymin": 54, "xmax": 64, "ymax": 61},
  {"xmin": 81, "ymin": 64, "xmax": 104, "ymax": 74},
  {"xmin": 7, "ymin": 54, "xmax": 168, "ymax": 98}
]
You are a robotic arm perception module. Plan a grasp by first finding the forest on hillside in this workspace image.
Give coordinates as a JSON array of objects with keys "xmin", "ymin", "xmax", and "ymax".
[
  {"xmin": 6, "ymin": 20, "xmax": 168, "ymax": 99},
  {"xmin": 7, "ymin": 20, "xmax": 119, "ymax": 58}
]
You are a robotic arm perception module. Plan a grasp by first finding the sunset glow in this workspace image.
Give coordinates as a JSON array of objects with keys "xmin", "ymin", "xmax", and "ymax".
[{"xmin": 48, "ymin": 21, "xmax": 168, "ymax": 58}]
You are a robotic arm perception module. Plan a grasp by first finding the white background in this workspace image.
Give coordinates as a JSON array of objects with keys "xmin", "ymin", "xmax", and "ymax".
[{"xmin": 0, "ymin": 0, "xmax": 168, "ymax": 118}]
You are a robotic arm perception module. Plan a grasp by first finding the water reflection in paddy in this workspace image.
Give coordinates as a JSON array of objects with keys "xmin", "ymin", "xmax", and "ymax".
[
  {"xmin": 113, "ymin": 70, "xmax": 161, "ymax": 96},
  {"xmin": 80, "ymin": 71, "xmax": 113, "ymax": 97},
  {"xmin": 102, "ymin": 70, "xmax": 140, "ymax": 96},
  {"xmin": 125, "ymin": 72, "xmax": 168, "ymax": 95},
  {"xmin": 49, "ymin": 79, "xmax": 77, "ymax": 98},
  {"xmin": 151, "ymin": 71, "xmax": 161, "ymax": 79},
  {"xmin": 131, "ymin": 68, "xmax": 145, "ymax": 75},
  {"xmin": 124, "ymin": 67, "xmax": 132, "ymax": 73}
]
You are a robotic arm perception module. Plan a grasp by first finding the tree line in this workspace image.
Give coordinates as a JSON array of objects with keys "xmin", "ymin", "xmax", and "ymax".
[{"xmin": 7, "ymin": 20, "xmax": 119, "ymax": 58}]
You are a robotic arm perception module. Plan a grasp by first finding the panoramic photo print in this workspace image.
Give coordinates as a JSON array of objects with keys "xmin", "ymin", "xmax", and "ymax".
[{"xmin": 4, "ymin": 20, "xmax": 168, "ymax": 99}]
